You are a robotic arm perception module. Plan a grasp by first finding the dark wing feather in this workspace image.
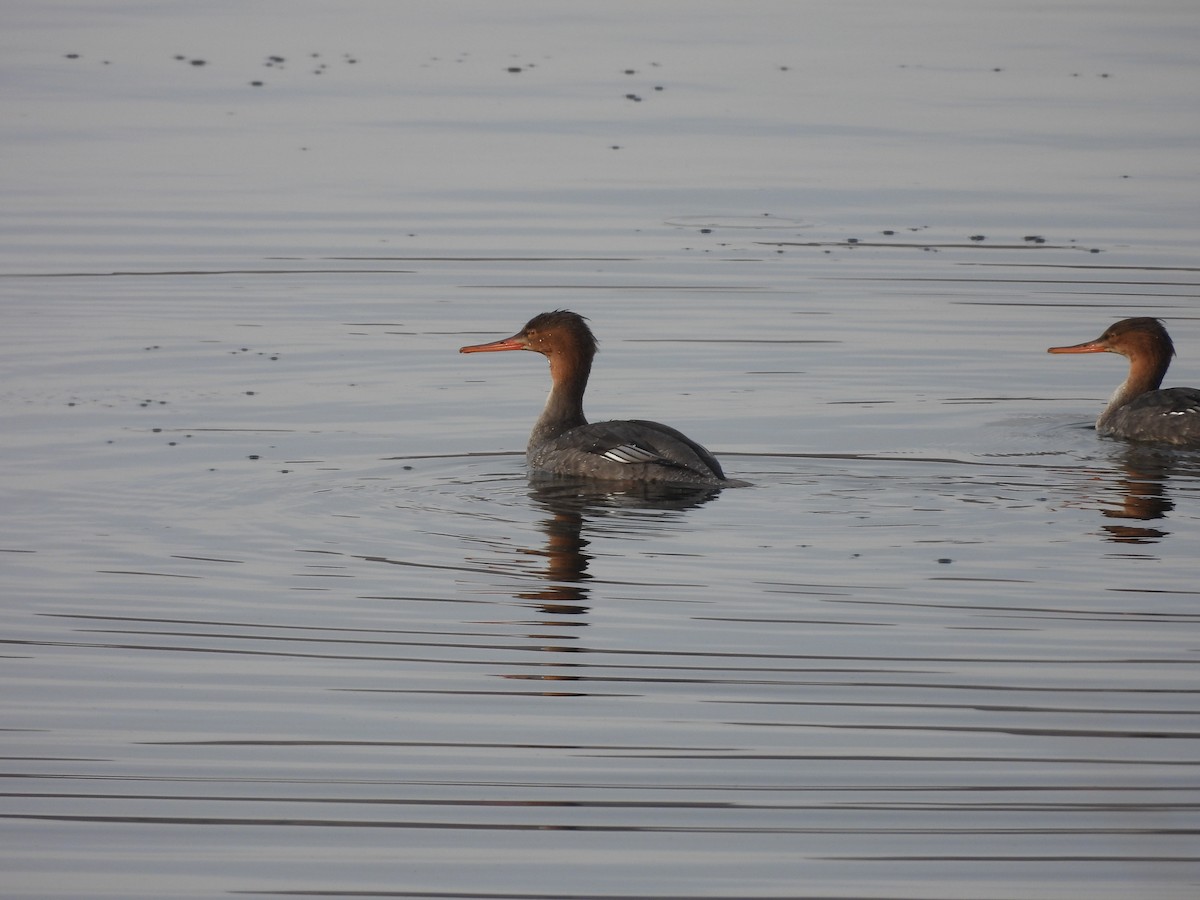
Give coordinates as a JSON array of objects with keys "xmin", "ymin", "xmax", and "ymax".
[
  {"xmin": 1104, "ymin": 387, "xmax": 1200, "ymax": 447},
  {"xmin": 531, "ymin": 418, "xmax": 726, "ymax": 483}
]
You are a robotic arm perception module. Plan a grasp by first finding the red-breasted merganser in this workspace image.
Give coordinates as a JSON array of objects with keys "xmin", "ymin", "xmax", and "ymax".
[
  {"xmin": 460, "ymin": 310, "xmax": 730, "ymax": 484},
  {"xmin": 1048, "ymin": 317, "xmax": 1200, "ymax": 448}
]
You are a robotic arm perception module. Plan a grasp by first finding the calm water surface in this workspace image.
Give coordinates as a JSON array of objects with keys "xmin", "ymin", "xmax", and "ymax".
[{"xmin": 3, "ymin": 2, "xmax": 1200, "ymax": 898}]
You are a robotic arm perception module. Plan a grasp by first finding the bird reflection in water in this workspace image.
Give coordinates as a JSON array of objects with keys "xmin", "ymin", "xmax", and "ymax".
[
  {"xmin": 1094, "ymin": 446, "xmax": 1199, "ymax": 544},
  {"xmin": 502, "ymin": 476, "xmax": 721, "ymax": 694}
]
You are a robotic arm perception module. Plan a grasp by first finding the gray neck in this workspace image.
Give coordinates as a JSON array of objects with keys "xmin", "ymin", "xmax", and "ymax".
[{"xmin": 529, "ymin": 357, "xmax": 590, "ymax": 446}]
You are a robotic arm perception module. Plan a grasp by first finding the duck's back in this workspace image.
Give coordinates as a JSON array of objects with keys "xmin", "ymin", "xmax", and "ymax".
[
  {"xmin": 529, "ymin": 418, "xmax": 727, "ymax": 484},
  {"xmin": 1102, "ymin": 387, "xmax": 1200, "ymax": 447}
]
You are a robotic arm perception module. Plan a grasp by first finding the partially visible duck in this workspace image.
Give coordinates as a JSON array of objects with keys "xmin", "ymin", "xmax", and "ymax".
[
  {"xmin": 1048, "ymin": 317, "xmax": 1200, "ymax": 447},
  {"xmin": 460, "ymin": 310, "xmax": 730, "ymax": 484}
]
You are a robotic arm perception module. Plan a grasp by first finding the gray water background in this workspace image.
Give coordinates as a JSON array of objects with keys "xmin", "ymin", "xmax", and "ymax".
[{"xmin": 3, "ymin": 2, "xmax": 1199, "ymax": 898}]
